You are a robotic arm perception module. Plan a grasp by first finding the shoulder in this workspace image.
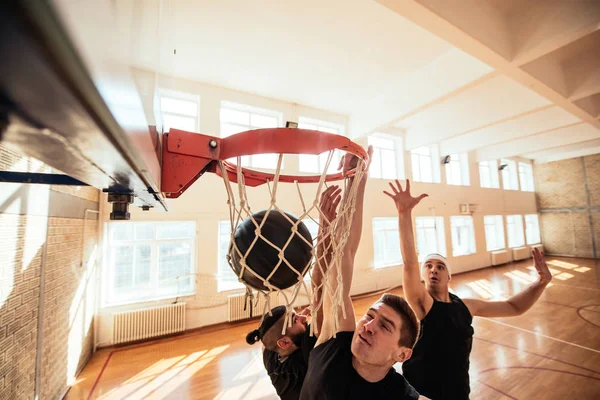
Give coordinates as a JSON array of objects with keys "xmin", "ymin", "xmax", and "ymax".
[
  {"xmin": 312, "ymin": 331, "xmax": 354, "ymax": 356},
  {"xmin": 263, "ymin": 348, "xmax": 279, "ymax": 371},
  {"xmin": 385, "ymin": 369, "xmax": 421, "ymax": 399}
]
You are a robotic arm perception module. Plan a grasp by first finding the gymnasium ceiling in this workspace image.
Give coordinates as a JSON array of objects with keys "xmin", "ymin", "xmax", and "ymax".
[{"xmin": 126, "ymin": 0, "xmax": 600, "ymax": 164}]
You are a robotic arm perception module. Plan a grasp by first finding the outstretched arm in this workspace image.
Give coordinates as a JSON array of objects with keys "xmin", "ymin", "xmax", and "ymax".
[
  {"xmin": 384, "ymin": 179, "xmax": 432, "ymax": 320},
  {"xmin": 317, "ymin": 146, "xmax": 372, "ymax": 345},
  {"xmin": 463, "ymin": 248, "xmax": 552, "ymax": 318},
  {"xmin": 311, "ymin": 185, "xmax": 342, "ymax": 336}
]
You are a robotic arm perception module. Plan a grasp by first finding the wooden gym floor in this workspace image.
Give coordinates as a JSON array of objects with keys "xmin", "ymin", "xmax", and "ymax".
[{"xmin": 66, "ymin": 257, "xmax": 600, "ymax": 399}]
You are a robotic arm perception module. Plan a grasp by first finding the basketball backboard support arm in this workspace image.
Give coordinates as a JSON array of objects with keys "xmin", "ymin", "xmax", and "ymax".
[{"xmin": 0, "ymin": 1, "xmax": 167, "ymax": 217}]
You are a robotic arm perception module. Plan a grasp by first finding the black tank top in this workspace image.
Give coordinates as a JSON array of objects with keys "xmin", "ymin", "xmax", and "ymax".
[{"xmin": 402, "ymin": 293, "xmax": 474, "ymax": 400}]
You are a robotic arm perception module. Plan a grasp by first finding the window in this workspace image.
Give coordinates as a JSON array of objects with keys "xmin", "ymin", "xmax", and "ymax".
[
  {"xmin": 501, "ymin": 159, "xmax": 519, "ymax": 190},
  {"xmin": 484, "ymin": 215, "xmax": 505, "ymax": 251},
  {"xmin": 368, "ymin": 135, "xmax": 403, "ymax": 180},
  {"xmin": 105, "ymin": 221, "xmax": 195, "ymax": 305},
  {"xmin": 218, "ymin": 221, "xmax": 245, "ymax": 292},
  {"xmin": 450, "ymin": 216, "xmax": 476, "ymax": 256},
  {"xmin": 525, "ymin": 214, "xmax": 541, "ymax": 244},
  {"xmin": 415, "ymin": 217, "xmax": 446, "ymax": 261},
  {"xmin": 518, "ymin": 162, "xmax": 535, "ymax": 192},
  {"xmin": 479, "ymin": 160, "xmax": 500, "ymax": 189},
  {"xmin": 506, "ymin": 215, "xmax": 525, "ymax": 248},
  {"xmin": 220, "ymin": 101, "xmax": 282, "ymax": 169},
  {"xmin": 445, "ymin": 153, "xmax": 470, "ymax": 186},
  {"xmin": 372, "ymin": 218, "xmax": 402, "ymax": 268},
  {"xmin": 411, "ymin": 145, "xmax": 440, "ymax": 183},
  {"xmin": 159, "ymin": 90, "xmax": 199, "ymax": 132},
  {"xmin": 298, "ymin": 117, "xmax": 344, "ymax": 174}
]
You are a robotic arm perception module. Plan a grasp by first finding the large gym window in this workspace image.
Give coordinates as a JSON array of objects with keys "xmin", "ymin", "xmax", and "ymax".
[
  {"xmin": 220, "ymin": 101, "xmax": 283, "ymax": 169},
  {"xmin": 479, "ymin": 160, "xmax": 500, "ymax": 189},
  {"xmin": 501, "ymin": 159, "xmax": 519, "ymax": 191},
  {"xmin": 484, "ymin": 215, "xmax": 505, "ymax": 251},
  {"xmin": 450, "ymin": 216, "xmax": 476, "ymax": 256},
  {"xmin": 372, "ymin": 218, "xmax": 403, "ymax": 268},
  {"xmin": 217, "ymin": 221, "xmax": 245, "ymax": 292},
  {"xmin": 445, "ymin": 153, "xmax": 470, "ymax": 186},
  {"xmin": 506, "ymin": 215, "xmax": 525, "ymax": 248},
  {"xmin": 415, "ymin": 216, "xmax": 446, "ymax": 261},
  {"xmin": 411, "ymin": 145, "xmax": 441, "ymax": 183},
  {"xmin": 525, "ymin": 214, "xmax": 541, "ymax": 245},
  {"xmin": 159, "ymin": 90, "xmax": 200, "ymax": 133},
  {"xmin": 298, "ymin": 117, "xmax": 345, "ymax": 174},
  {"xmin": 368, "ymin": 135, "xmax": 404, "ymax": 180},
  {"xmin": 518, "ymin": 162, "xmax": 535, "ymax": 192},
  {"xmin": 105, "ymin": 221, "xmax": 196, "ymax": 306}
]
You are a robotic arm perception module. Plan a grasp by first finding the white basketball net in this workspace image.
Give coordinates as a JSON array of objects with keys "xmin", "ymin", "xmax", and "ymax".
[{"xmin": 218, "ymin": 150, "xmax": 366, "ymax": 336}]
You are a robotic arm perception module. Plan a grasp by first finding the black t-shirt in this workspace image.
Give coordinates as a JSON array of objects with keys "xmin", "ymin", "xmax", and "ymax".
[
  {"xmin": 402, "ymin": 293, "xmax": 474, "ymax": 400},
  {"xmin": 299, "ymin": 331, "xmax": 420, "ymax": 400},
  {"xmin": 263, "ymin": 324, "xmax": 318, "ymax": 400}
]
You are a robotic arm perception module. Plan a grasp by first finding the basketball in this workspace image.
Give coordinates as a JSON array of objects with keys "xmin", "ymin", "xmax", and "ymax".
[{"xmin": 229, "ymin": 210, "xmax": 313, "ymax": 291}]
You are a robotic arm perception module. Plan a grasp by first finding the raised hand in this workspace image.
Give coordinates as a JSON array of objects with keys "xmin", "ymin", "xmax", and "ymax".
[
  {"xmin": 319, "ymin": 184, "xmax": 342, "ymax": 224},
  {"xmin": 338, "ymin": 145, "xmax": 373, "ymax": 176},
  {"xmin": 532, "ymin": 248, "xmax": 552, "ymax": 285},
  {"xmin": 383, "ymin": 179, "xmax": 428, "ymax": 214}
]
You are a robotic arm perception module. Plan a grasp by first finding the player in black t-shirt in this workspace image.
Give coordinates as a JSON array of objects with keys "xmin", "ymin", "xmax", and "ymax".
[
  {"xmin": 300, "ymin": 147, "xmax": 427, "ymax": 400},
  {"xmin": 385, "ymin": 179, "xmax": 553, "ymax": 399},
  {"xmin": 247, "ymin": 305, "xmax": 317, "ymax": 400},
  {"xmin": 246, "ymin": 185, "xmax": 343, "ymax": 400}
]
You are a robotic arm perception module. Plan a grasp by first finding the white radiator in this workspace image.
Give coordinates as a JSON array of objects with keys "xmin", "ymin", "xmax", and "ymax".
[
  {"xmin": 228, "ymin": 292, "xmax": 282, "ymax": 322},
  {"xmin": 113, "ymin": 303, "xmax": 186, "ymax": 345},
  {"xmin": 512, "ymin": 246, "xmax": 531, "ymax": 261},
  {"xmin": 491, "ymin": 250, "xmax": 511, "ymax": 266},
  {"xmin": 530, "ymin": 244, "xmax": 544, "ymax": 253}
]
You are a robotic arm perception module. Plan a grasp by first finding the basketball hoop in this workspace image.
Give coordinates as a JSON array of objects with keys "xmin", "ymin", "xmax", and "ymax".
[{"xmin": 162, "ymin": 128, "xmax": 368, "ymax": 335}]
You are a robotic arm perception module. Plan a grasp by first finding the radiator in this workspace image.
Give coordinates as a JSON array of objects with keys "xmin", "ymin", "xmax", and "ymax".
[
  {"xmin": 530, "ymin": 244, "xmax": 544, "ymax": 253},
  {"xmin": 512, "ymin": 246, "xmax": 531, "ymax": 261},
  {"xmin": 113, "ymin": 303, "xmax": 186, "ymax": 345},
  {"xmin": 228, "ymin": 292, "xmax": 282, "ymax": 322},
  {"xmin": 491, "ymin": 250, "xmax": 511, "ymax": 266}
]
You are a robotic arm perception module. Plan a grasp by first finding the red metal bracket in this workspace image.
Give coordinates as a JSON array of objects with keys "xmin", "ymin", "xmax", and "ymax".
[{"xmin": 161, "ymin": 128, "xmax": 368, "ymax": 198}]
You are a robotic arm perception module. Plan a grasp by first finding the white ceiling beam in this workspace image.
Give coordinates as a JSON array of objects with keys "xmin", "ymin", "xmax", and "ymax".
[
  {"xmin": 476, "ymin": 123, "xmax": 599, "ymax": 161},
  {"xmin": 523, "ymin": 138, "xmax": 600, "ymax": 164},
  {"xmin": 348, "ymin": 48, "xmax": 492, "ymax": 138},
  {"xmin": 377, "ymin": 0, "xmax": 600, "ymax": 132},
  {"xmin": 441, "ymin": 106, "xmax": 580, "ymax": 155}
]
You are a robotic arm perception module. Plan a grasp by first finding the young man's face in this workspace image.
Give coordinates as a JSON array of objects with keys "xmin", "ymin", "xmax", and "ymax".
[
  {"xmin": 351, "ymin": 302, "xmax": 410, "ymax": 366},
  {"xmin": 422, "ymin": 259, "xmax": 450, "ymax": 289},
  {"xmin": 276, "ymin": 312, "xmax": 308, "ymax": 350}
]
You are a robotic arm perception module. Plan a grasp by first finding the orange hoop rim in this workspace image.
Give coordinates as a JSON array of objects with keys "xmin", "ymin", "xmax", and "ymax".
[{"xmin": 217, "ymin": 127, "xmax": 369, "ymax": 184}]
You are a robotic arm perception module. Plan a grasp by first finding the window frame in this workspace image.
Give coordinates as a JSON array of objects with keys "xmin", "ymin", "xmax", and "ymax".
[
  {"xmin": 103, "ymin": 221, "xmax": 197, "ymax": 307},
  {"xmin": 372, "ymin": 218, "xmax": 403, "ymax": 269},
  {"xmin": 483, "ymin": 215, "xmax": 506, "ymax": 251},
  {"xmin": 219, "ymin": 101, "xmax": 283, "ymax": 170},
  {"xmin": 445, "ymin": 153, "xmax": 470, "ymax": 186},
  {"xmin": 501, "ymin": 158, "xmax": 520, "ymax": 191},
  {"xmin": 524, "ymin": 214, "xmax": 541, "ymax": 245},
  {"xmin": 518, "ymin": 162, "xmax": 535, "ymax": 192},
  {"xmin": 479, "ymin": 160, "xmax": 500, "ymax": 189},
  {"xmin": 506, "ymin": 214, "xmax": 526, "ymax": 248},
  {"xmin": 158, "ymin": 89, "xmax": 200, "ymax": 133},
  {"xmin": 297, "ymin": 117, "xmax": 345, "ymax": 174},
  {"xmin": 411, "ymin": 145, "xmax": 441, "ymax": 183},
  {"xmin": 415, "ymin": 216, "xmax": 446, "ymax": 261},
  {"xmin": 450, "ymin": 216, "xmax": 477, "ymax": 257},
  {"xmin": 368, "ymin": 134, "xmax": 404, "ymax": 180}
]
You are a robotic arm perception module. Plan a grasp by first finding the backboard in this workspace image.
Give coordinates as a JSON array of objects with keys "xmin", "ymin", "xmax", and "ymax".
[{"xmin": 0, "ymin": 1, "xmax": 167, "ymax": 215}]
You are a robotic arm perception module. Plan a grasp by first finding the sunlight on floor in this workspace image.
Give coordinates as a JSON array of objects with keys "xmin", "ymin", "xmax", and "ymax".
[{"xmin": 99, "ymin": 345, "xmax": 229, "ymax": 400}]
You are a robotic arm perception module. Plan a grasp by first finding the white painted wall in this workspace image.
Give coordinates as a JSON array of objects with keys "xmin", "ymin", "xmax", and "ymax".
[{"xmin": 96, "ymin": 75, "xmax": 537, "ymax": 346}]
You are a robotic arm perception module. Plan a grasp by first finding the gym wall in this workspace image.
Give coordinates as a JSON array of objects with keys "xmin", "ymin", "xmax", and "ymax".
[
  {"xmin": 0, "ymin": 144, "xmax": 100, "ymax": 400},
  {"xmin": 96, "ymin": 71, "xmax": 538, "ymax": 345},
  {"xmin": 534, "ymin": 154, "xmax": 600, "ymax": 258}
]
